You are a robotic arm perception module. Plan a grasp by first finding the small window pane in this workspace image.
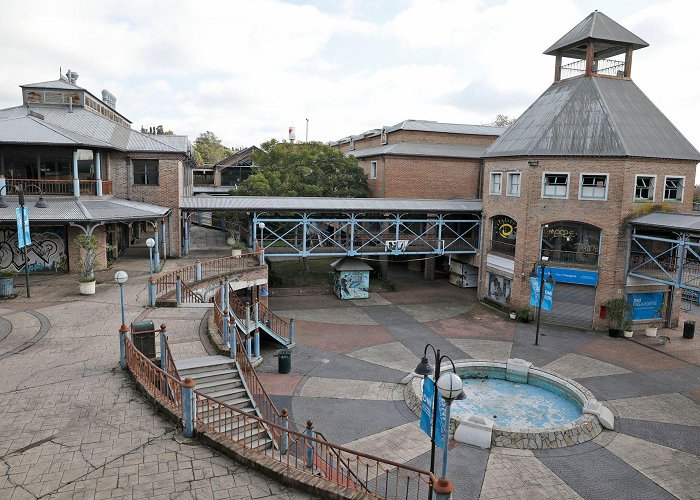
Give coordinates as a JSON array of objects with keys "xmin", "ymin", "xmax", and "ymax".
[
  {"xmin": 635, "ymin": 176, "xmax": 654, "ymax": 200},
  {"xmin": 664, "ymin": 177, "xmax": 683, "ymax": 201},
  {"xmin": 370, "ymin": 161, "xmax": 377, "ymax": 179},
  {"xmin": 133, "ymin": 159, "xmax": 159, "ymax": 185},
  {"xmin": 543, "ymin": 174, "xmax": 568, "ymax": 197},
  {"xmin": 581, "ymin": 174, "xmax": 607, "ymax": 199},
  {"xmin": 507, "ymin": 173, "xmax": 520, "ymax": 196},
  {"xmin": 490, "ymin": 173, "xmax": 502, "ymax": 194}
]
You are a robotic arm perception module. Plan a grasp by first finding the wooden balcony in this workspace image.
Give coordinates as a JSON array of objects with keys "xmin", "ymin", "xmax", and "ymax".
[{"xmin": 2, "ymin": 179, "xmax": 113, "ymax": 197}]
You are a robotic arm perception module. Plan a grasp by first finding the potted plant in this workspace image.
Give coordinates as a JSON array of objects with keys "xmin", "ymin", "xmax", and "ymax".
[
  {"xmin": 75, "ymin": 234, "xmax": 98, "ymax": 295},
  {"xmin": 0, "ymin": 269, "xmax": 16, "ymax": 297},
  {"xmin": 623, "ymin": 319, "xmax": 634, "ymax": 338},
  {"xmin": 604, "ymin": 298, "xmax": 632, "ymax": 338},
  {"xmin": 509, "ymin": 309, "xmax": 518, "ymax": 320},
  {"xmin": 645, "ymin": 304, "xmax": 666, "ymax": 337},
  {"xmin": 518, "ymin": 306, "xmax": 533, "ymax": 323},
  {"xmin": 231, "ymin": 241, "xmax": 248, "ymax": 257}
]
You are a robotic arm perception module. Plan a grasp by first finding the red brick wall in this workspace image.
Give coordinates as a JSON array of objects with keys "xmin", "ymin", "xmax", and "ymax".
[
  {"xmin": 67, "ymin": 225, "xmax": 108, "ymax": 274},
  {"xmin": 479, "ymin": 156, "xmax": 697, "ymax": 328},
  {"xmin": 389, "ymin": 130, "xmax": 498, "ymax": 146}
]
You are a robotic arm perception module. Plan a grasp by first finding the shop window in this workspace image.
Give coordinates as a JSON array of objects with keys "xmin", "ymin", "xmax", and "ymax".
[
  {"xmin": 663, "ymin": 176, "xmax": 684, "ymax": 202},
  {"xmin": 491, "ymin": 215, "xmax": 517, "ymax": 256},
  {"xmin": 634, "ymin": 175, "xmax": 655, "ymax": 201},
  {"xmin": 580, "ymin": 174, "xmax": 608, "ymax": 200},
  {"xmin": 489, "ymin": 172, "xmax": 502, "ymax": 195},
  {"xmin": 541, "ymin": 220, "xmax": 601, "ymax": 267},
  {"xmin": 487, "ymin": 273, "xmax": 511, "ymax": 304},
  {"xmin": 507, "ymin": 172, "xmax": 521, "ymax": 196},
  {"xmin": 133, "ymin": 159, "xmax": 159, "ymax": 185},
  {"xmin": 542, "ymin": 173, "xmax": 568, "ymax": 198},
  {"xmin": 370, "ymin": 161, "xmax": 377, "ymax": 179}
]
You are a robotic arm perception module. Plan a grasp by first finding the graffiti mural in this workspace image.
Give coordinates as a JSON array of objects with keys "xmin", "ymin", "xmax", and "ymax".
[
  {"xmin": 0, "ymin": 227, "xmax": 67, "ymax": 273},
  {"xmin": 334, "ymin": 270, "xmax": 370, "ymax": 299}
]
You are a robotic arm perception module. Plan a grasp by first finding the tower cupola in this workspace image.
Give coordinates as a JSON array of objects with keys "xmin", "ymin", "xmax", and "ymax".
[{"xmin": 545, "ymin": 11, "xmax": 648, "ymax": 82}]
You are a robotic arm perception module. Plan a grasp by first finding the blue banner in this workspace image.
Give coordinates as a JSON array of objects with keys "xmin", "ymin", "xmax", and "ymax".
[
  {"xmin": 16, "ymin": 207, "xmax": 31, "ymax": 248},
  {"xmin": 419, "ymin": 378, "xmax": 446, "ymax": 448},
  {"xmin": 530, "ymin": 277, "xmax": 554, "ymax": 311},
  {"xmin": 538, "ymin": 266, "xmax": 598, "ymax": 286},
  {"xmin": 628, "ymin": 292, "xmax": 664, "ymax": 320}
]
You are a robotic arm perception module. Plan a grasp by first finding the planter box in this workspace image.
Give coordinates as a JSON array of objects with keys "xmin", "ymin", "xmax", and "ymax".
[
  {"xmin": 0, "ymin": 276, "xmax": 14, "ymax": 297},
  {"xmin": 79, "ymin": 280, "xmax": 96, "ymax": 295}
]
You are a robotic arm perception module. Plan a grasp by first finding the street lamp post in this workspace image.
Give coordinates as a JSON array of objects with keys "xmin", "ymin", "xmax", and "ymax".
[
  {"xmin": 146, "ymin": 238, "xmax": 155, "ymax": 274},
  {"xmin": 258, "ymin": 222, "xmax": 265, "ymax": 266},
  {"xmin": 115, "ymin": 271, "xmax": 128, "ymax": 326},
  {"xmin": 529, "ymin": 256, "xmax": 555, "ymax": 346},
  {"xmin": 414, "ymin": 345, "xmax": 465, "ymax": 499},
  {"xmin": 0, "ymin": 181, "xmax": 48, "ymax": 298},
  {"xmin": 436, "ymin": 371, "xmax": 464, "ymax": 479}
]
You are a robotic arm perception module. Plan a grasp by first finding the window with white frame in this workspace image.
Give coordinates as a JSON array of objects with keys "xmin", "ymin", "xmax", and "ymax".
[
  {"xmin": 634, "ymin": 175, "xmax": 655, "ymax": 201},
  {"xmin": 490, "ymin": 172, "xmax": 502, "ymax": 195},
  {"xmin": 370, "ymin": 160, "xmax": 377, "ymax": 179},
  {"xmin": 507, "ymin": 172, "xmax": 521, "ymax": 196},
  {"xmin": 580, "ymin": 174, "xmax": 608, "ymax": 200},
  {"xmin": 542, "ymin": 173, "xmax": 568, "ymax": 198},
  {"xmin": 664, "ymin": 176, "xmax": 684, "ymax": 201}
]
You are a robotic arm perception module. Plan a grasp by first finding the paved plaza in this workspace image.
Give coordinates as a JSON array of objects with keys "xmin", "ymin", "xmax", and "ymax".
[{"xmin": 0, "ymin": 247, "xmax": 699, "ymax": 499}]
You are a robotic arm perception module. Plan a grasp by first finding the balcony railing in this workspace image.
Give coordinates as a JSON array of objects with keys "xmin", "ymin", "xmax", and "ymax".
[
  {"xmin": 490, "ymin": 239, "xmax": 516, "ymax": 257},
  {"xmin": 542, "ymin": 249, "xmax": 599, "ymax": 268},
  {"xmin": 560, "ymin": 58, "xmax": 626, "ymax": 79},
  {"xmin": 2, "ymin": 179, "xmax": 112, "ymax": 196}
]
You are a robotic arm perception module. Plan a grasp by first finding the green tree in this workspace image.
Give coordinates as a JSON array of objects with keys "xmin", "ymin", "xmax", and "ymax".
[
  {"xmin": 485, "ymin": 114, "xmax": 517, "ymax": 127},
  {"xmin": 237, "ymin": 140, "xmax": 370, "ymax": 198},
  {"xmin": 193, "ymin": 131, "xmax": 236, "ymax": 166}
]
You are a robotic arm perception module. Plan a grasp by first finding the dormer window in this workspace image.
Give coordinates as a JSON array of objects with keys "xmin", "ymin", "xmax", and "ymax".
[
  {"xmin": 380, "ymin": 128, "xmax": 388, "ymax": 145},
  {"xmin": 349, "ymin": 138, "xmax": 355, "ymax": 151}
]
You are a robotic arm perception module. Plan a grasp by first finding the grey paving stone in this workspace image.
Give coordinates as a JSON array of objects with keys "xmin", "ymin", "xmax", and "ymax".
[
  {"xmin": 510, "ymin": 323, "xmax": 599, "ymax": 368},
  {"xmin": 303, "ymin": 351, "xmax": 408, "ymax": 384},
  {"xmin": 616, "ymin": 418, "xmax": 700, "ymax": 455},
  {"xmin": 582, "ymin": 367, "xmax": 700, "ymax": 401},
  {"xmin": 535, "ymin": 443, "xmax": 677, "ymax": 500}
]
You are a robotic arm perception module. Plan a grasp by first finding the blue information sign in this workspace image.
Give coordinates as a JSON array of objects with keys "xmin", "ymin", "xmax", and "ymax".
[
  {"xmin": 16, "ymin": 207, "xmax": 31, "ymax": 249},
  {"xmin": 530, "ymin": 277, "xmax": 554, "ymax": 311},
  {"xmin": 628, "ymin": 292, "xmax": 664, "ymax": 320},
  {"xmin": 419, "ymin": 377, "xmax": 446, "ymax": 448},
  {"xmin": 538, "ymin": 266, "xmax": 598, "ymax": 286}
]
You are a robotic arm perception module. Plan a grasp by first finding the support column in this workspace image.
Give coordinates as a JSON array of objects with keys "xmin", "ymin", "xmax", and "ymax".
[
  {"xmin": 119, "ymin": 324, "xmax": 128, "ymax": 369},
  {"xmin": 183, "ymin": 214, "xmax": 190, "ymax": 256},
  {"xmin": 305, "ymin": 421, "xmax": 314, "ymax": 469},
  {"xmin": 148, "ymin": 277, "xmax": 156, "ymax": 307},
  {"xmin": 182, "ymin": 378, "xmax": 196, "ymax": 438},
  {"xmin": 95, "ymin": 152, "xmax": 103, "ymax": 196},
  {"xmin": 153, "ymin": 229, "xmax": 160, "ymax": 272},
  {"xmin": 161, "ymin": 219, "xmax": 167, "ymax": 260},
  {"xmin": 72, "ymin": 150, "xmax": 80, "ymax": 197},
  {"xmin": 176, "ymin": 276, "xmax": 182, "ymax": 306},
  {"xmin": 424, "ymin": 256, "xmax": 436, "ymax": 281},
  {"xmin": 378, "ymin": 255, "xmax": 389, "ymax": 280}
]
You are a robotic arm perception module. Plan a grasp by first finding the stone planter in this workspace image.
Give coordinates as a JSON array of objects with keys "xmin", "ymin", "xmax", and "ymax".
[
  {"xmin": 509, "ymin": 312, "xmax": 517, "ymax": 320},
  {"xmin": 0, "ymin": 276, "xmax": 14, "ymax": 297},
  {"xmin": 79, "ymin": 280, "xmax": 96, "ymax": 295},
  {"xmin": 231, "ymin": 248, "xmax": 242, "ymax": 257},
  {"xmin": 623, "ymin": 330, "xmax": 634, "ymax": 338},
  {"xmin": 645, "ymin": 326, "xmax": 658, "ymax": 337}
]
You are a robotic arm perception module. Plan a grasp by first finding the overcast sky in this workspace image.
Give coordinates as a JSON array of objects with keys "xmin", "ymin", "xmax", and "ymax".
[{"xmin": 0, "ymin": 0, "xmax": 698, "ymax": 163}]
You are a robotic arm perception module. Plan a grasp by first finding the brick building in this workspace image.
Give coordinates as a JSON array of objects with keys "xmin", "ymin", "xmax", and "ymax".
[
  {"xmin": 331, "ymin": 120, "xmax": 504, "ymax": 199},
  {"xmin": 478, "ymin": 11, "xmax": 700, "ymax": 329},
  {"xmin": 0, "ymin": 70, "xmax": 193, "ymax": 275}
]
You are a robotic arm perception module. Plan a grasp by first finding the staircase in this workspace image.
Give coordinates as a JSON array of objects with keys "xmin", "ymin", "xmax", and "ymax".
[{"xmin": 176, "ymin": 355, "xmax": 274, "ymax": 451}]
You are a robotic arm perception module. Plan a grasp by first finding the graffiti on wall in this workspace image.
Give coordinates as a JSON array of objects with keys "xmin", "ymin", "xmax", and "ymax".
[
  {"xmin": 0, "ymin": 227, "xmax": 67, "ymax": 272},
  {"xmin": 334, "ymin": 270, "xmax": 369, "ymax": 299}
]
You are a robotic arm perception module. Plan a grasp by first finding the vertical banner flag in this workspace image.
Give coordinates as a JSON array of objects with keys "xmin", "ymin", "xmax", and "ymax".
[
  {"xmin": 16, "ymin": 207, "xmax": 31, "ymax": 248},
  {"xmin": 419, "ymin": 377, "xmax": 447, "ymax": 448},
  {"xmin": 530, "ymin": 276, "xmax": 554, "ymax": 311}
]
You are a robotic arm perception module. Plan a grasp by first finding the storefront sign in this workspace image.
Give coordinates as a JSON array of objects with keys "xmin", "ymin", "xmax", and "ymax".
[
  {"xmin": 530, "ymin": 277, "xmax": 554, "ymax": 311},
  {"xmin": 628, "ymin": 292, "xmax": 664, "ymax": 320},
  {"xmin": 539, "ymin": 266, "xmax": 598, "ymax": 286}
]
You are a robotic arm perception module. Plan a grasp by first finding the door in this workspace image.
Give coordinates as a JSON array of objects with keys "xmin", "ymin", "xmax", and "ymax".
[{"xmin": 540, "ymin": 283, "xmax": 596, "ymax": 328}]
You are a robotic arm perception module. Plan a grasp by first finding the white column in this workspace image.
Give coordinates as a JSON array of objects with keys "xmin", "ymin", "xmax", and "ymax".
[
  {"xmin": 72, "ymin": 150, "xmax": 80, "ymax": 197},
  {"xmin": 95, "ymin": 151, "xmax": 103, "ymax": 196}
]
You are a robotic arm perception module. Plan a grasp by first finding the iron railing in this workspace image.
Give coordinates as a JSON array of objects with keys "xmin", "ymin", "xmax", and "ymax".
[
  {"xmin": 560, "ymin": 57, "xmax": 626, "ymax": 79},
  {"xmin": 541, "ymin": 248, "xmax": 599, "ymax": 267},
  {"xmin": 489, "ymin": 239, "xmax": 516, "ymax": 257},
  {"xmin": 1, "ymin": 178, "xmax": 113, "ymax": 196}
]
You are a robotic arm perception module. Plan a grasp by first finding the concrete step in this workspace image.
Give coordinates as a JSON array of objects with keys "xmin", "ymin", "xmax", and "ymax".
[
  {"xmin": 176, "ymin": 356, "xmax": 234, "ymax": 376},
  {"xmin": 187, "ymin": 368, "xmax": 241, "ymax": 385},
  {"xmin": 196, "ymin": 378, "xmax": 243, "ymax": 393}
]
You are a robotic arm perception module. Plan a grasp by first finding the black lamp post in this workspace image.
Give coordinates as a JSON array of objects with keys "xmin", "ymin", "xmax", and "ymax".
[
  {"xmin": 528, "ymin": 256, "xmax": 555, "ymax": 346},
  {"xmin": 415, "ymin": 344, "xmax": 466, "ymax": 499},
  {"xmin": 0, "ymin": 183, "xmax": 48, "ymax": 298}
]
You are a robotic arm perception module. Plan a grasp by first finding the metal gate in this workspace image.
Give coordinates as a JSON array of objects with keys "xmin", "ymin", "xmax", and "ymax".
[{"xmin": 541, "ymin": 283, "xmax": 596, "ymax": 328}]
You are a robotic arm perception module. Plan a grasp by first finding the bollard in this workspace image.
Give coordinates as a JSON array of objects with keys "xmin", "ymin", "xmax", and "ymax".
[
  {"xmin": 119, "ymin": 324, "xmax": 129, "ymax": 369},
  {"xmin": 280, "ymin": 408, "xmax": 289, "ymax": 455},
  {"xmin": 182, "ymin": 378, "xmax": 196, "ymax": 438},
  {"xmin": 289, "ymin": 318, "xmax": 295, "ymax": 343},
  {"xmin": 154, "ymin": 231, "xmax": 160, "ymax": 272},
  {"xmin": 229, "ymin": 322, "xmax": 237, "ymax": 359},
  {"xmin": 175, "ymin": 276, "xmax": 182, "ymax": 306},
  {"xmin": 148, "ymin": 278, "xmax": 156, "ymax": 307},
  {"xmin": 305, "ymin": 420, "xmax": 314, "ymax": 469},
  {"xmin": 433, "ymin": 478, "xmax": 453, "ymax": 500},
  {"xmin": 194, "ymin": 259, "xmax": 202, "ymax": 281}
]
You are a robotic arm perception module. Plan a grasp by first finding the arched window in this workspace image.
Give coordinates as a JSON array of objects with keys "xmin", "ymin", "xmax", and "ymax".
[
  {"xmin": 491, "ymin": 215, "xmax": 517, "ymax": 256},
  {"xmin": 541, "ymin": 221, "xmax": 601, "ymax": 267}
]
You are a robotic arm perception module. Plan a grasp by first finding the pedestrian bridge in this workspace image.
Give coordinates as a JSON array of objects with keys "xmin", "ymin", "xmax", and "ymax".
[{"xmin": 181, "ymin": 196, "xmax": 482, "ymax": 258}]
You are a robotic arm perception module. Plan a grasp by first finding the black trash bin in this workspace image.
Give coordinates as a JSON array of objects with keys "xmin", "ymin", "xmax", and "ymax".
[
  {"xmin": 132, "ymin": 320, "xmax": 156, "ymax": 358},
  {"xmin": 275, "ymin": 348, "xmax": 292, "ymax": 374},
  {"xmin": 683, "ymin": 320, "xmax": 695, "ymax": 339}
]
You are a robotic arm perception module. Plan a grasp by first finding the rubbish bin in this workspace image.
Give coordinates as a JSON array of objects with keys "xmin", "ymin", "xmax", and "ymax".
[
  {"xmin": 275, "ymin": 348, "xmax": 292, "ymax": 374},
  {"xmin": 683, "ymin": 320, "xmax": 695, "ymax": 339},
  {"xmin": 132, "ymin": 320, "xmax": 156, "ymax": 358}
]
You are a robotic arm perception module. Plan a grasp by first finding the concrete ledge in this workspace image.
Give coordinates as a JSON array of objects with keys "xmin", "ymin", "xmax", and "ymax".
[
  {"xmin": 454, "ymin": 415, "xmax": 494, "ymax": 449},
  {"xmin": 506, "ymin": 358, "xmax": 531, "ymax": 383},
  {"xmin": 583, "ymin": 400, "xmax": 615, "ymax": 430}
]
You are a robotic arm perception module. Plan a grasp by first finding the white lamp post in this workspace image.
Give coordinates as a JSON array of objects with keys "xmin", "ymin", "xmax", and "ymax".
[
  {"xmin": 146, "ymin": 238, "xmax": 155, "ymax": 274},
  {"xmin": 115, "ymin": 270, "xmax": 129, "ymax": 326},
  {"xmin": 258, "ymin": 222, "xmax": 265, "ymax": 265},
  {"xmin": 436, "ymin": 371, "xmax": 464, "ymax": 479}
]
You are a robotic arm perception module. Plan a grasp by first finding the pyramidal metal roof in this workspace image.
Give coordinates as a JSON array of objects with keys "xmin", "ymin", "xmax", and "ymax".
[
  {"xmin": 545, "ymin": 11, "xmax": 648, "ymax": 57},
  {"xmin": 20, "ymin": 78, "xmax": 83, "ymax": 90},
  {"xmin": 483, "ymin": 77, "xmax": 700, "ymax": 161}
]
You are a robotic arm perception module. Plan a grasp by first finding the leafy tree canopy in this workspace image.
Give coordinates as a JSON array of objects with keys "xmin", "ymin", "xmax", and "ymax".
[
  {"xmin": 193, "ymin": 131, "xmax": 236, "ymax": 166},
  {"xmin": 237, "ymin": 140, "xmax": 370, "ymax": 198},
  {"xmin": 484, "ymin": 114, "xmax": 517, "ymax": 127}
]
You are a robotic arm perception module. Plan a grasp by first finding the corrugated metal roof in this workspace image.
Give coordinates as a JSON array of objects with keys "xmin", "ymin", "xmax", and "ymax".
[
  {"xmin": 0, "ymin": 106, "xmax": 187, "ymax": 153},
  {"xmin": 20, "ymin": 78, "xmax": 83, "ymax": 90},
  {"xmin": 544, "ymin": 11, "xmax": 648, "ymax": 56},
  {"xmin": 385, "ymin": 120, "xmax": 505, "ymax": 136},
  {"xmin": 181, "ymin": 196, "xmax": 482, "ymax": 213},
  {"xmin": 330, "ymin": 257, "xmax": 373, "ymax": 271},
  {"xmin": 347, "ymin": 142, "xmax": 487, "ymax": 159},
  {"xmin": 631, "ymin": 212, "xmax": 700, "ymax": 232},
  {"xmin": 0, "ymin": 197, "xmax": 169, "ymax": 223},
  {"xmin": 0, "ymin": 115, "xmax": 114, "ymax": 148},
  {"xmin": 483, "ymin": 77, "xmax": 700, "ymax": 161}
]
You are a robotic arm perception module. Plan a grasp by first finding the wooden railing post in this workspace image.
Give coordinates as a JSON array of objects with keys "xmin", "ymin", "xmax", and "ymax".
[
  {"xmin": 119, "ymin": 324, "xmax": 129, "ymax": 369},
  {"xmin": 305, "ymin": 420, "xmax": 314, "ymax": 469},
  {"xmin": 175, "ymin": 276, "xmax": 182, "ymax": 306},
  {"xmin": 182, "ymin": 378, "xmax": 196, "ymax": 438},
  {"xmin": 280, "ymin": 408, "xmax": 289, "ymax": 455}
]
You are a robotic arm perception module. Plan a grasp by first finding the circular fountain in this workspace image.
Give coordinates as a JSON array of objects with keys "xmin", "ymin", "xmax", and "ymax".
[{"xmin": 405, "ymin": 358, "xmax": 613, "ymax": 449}]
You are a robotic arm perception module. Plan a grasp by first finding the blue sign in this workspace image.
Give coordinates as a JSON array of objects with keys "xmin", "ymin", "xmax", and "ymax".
[
  {"xmin": 530, "ymin": 277, "xmax": 554, "ymax": 311},
  {"xmin": 628, "ymin": 292, "xmax": 664, "ymax": 320},
  {"xmin": 16, "ymin": 207, "xmax": 31, "ymax": 249},
  {"xmin": 539, "ymin": 266, "xmax": 598, "ymax": 286},
  {"xmin": 419, "ymin": 378, "xmax": 446, "ymax": 448}
]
